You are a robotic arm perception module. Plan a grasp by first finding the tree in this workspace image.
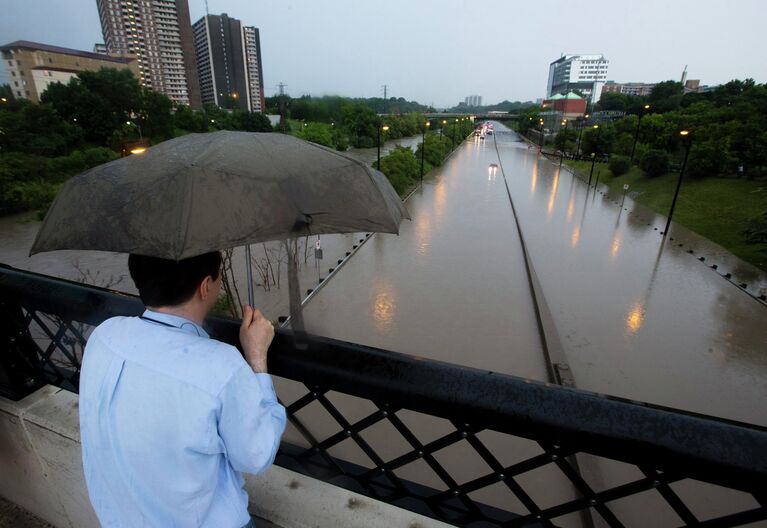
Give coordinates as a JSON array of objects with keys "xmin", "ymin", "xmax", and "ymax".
[
  {"xmin": 296, "ymin": 122, "xmax": 334, "ymax": 147},
  {"xmin": 232, "ymin": 111, "xmax": 273, "ymax": 132},
  {"xmin": 687, "ymin": 141, "xmax": 731, "ymax": 179},
  {"xmin": 640, "ymin": 149, "xmax": 670, "ymax": 177},
  {"xmin": 649, "ymin": 81, "xmax": 683, "ymax": 113}
]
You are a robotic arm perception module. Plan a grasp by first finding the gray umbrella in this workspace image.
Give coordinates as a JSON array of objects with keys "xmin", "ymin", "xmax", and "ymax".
[{"xmin": 30, "ymin": 131, "xmax": 409, "ymax": 330}]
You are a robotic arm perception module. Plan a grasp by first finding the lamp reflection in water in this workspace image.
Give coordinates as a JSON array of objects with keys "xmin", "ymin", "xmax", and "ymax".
[
  {"xmin": 625, "ymin": 301, "xmax": 645, "ymax": 334},
  {"xmin": 571, "ymin": 226, "xmax": 581, "ymax": 247},
  {"xmin": 610, "ymin": 236, "xmax": 621, "ymax": 259},
  {"xmin": 371, "ymin": 279, "xmax": 396, "ymax": 334},
  {"xmin": 547, "ymin": 168, "xmax": 560, "ymax": 217},
  {"xmin": 530, "ymin": 158, "xmax": 538, "ymax": 195}
]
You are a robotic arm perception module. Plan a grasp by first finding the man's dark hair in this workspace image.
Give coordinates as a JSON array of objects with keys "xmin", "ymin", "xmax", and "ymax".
[{"xmin": 128, "ymin": 252, "xmax": 222, "ymax": 307}]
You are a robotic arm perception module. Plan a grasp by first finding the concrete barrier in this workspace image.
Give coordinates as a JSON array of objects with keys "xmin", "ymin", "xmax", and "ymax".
[{"xmin": 0, "ymin": 385, "xmax": 453, "ymax": 528}]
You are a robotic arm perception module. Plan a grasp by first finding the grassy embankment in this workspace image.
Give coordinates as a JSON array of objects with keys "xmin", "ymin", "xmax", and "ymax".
[{"xmin": 563, "ymin": 160, "xmax": 767, "ymax": 271}]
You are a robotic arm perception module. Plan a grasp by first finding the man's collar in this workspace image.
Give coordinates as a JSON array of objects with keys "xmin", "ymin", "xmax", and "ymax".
[{"xmin": 141, "ymin": 309, "xmax": 209, "ymax": 338}]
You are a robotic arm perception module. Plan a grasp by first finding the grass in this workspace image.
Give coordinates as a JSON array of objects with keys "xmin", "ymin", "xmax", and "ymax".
[{"xmin": 564, "ymin": 160, "xmax": 767, "ymax": 272}]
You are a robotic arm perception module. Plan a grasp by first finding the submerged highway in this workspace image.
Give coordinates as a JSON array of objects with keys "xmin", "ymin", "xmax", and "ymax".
[{"xmin": 303, "ymin": 122, "xmax": 767, "ymax": 428}]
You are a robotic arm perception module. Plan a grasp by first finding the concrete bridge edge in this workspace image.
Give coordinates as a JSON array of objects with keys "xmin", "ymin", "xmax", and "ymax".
[{"xmin": 0, "ymin": 385, "xmax": 455, "ymax": 528}]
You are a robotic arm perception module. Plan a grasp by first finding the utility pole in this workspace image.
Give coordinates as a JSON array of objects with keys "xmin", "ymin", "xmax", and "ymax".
[
  {"xmin": 381, "ymin": 84, "xmax": 388, "ymax": 114},
  {"xmin": 277, "ymin": 83, "xmax": 288, "ymax": 132}
]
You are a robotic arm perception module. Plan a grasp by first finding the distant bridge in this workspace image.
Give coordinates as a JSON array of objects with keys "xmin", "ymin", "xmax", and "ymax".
[
  {"xmin": 378, "ymin": 112, "xmax": 520, "ymax": 121},
  {"xmin": 424, "ymin": 112, "xmax": 520, "ymax": 121}
]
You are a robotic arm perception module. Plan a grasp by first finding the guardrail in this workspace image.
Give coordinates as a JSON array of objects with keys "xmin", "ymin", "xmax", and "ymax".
[{"xmin": 1, "ymin": 265, "xmax": 765, "ymax": 527}]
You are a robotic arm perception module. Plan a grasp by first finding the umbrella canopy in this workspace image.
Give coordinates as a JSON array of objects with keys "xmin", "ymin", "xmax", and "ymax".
[{"xmin": 31, "ymin": 131, "xmax": 409, "ymax": 260}]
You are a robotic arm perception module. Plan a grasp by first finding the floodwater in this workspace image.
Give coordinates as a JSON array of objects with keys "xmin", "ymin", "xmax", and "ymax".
[
  {"xmin": 0, "ymin": 134, "xmax": 423, "ymax": 320},
  {"xmin": 303, "ymin": 123, "xmax": 767, "ymax": 428}
]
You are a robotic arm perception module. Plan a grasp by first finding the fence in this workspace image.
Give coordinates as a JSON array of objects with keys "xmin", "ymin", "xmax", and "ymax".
[{"xmin": 1, "ymin": 264, "xmax": 765, "ymax": 527}]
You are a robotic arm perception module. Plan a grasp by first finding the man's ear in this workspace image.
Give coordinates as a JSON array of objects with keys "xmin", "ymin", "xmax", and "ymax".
[{"xmin": 199, "ymin": 275, "xmax": 213, "ymax": 301}]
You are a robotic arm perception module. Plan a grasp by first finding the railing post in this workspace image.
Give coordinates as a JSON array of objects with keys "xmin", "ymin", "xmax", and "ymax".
[{"xmin": 0, "ymin": 296, "xmax": 45, "ymax": 400}]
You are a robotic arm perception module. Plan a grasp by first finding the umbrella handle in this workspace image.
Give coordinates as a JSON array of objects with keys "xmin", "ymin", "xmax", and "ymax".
[{"xmin": 245, "ymin": 244, "xmax": 255, "ymax": 307}]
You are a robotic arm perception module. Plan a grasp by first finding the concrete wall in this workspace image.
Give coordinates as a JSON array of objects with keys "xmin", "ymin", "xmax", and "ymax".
[{"xmin": 0, "ymin": 385, "xmax": 453, "ymax": 528}]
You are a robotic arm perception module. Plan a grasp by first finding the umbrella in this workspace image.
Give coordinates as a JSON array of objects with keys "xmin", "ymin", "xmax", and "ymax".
[{"xmin": 30, "ymin": 131, "xmax": 409, "ymax": 332}]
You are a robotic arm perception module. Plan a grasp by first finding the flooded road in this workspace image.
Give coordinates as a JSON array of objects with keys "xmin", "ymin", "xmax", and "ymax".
[{"xmin": 304, "ymin": 123, "xmax": 767, "ymax": 428}]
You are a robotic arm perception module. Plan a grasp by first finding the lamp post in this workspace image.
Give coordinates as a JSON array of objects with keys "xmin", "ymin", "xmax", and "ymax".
[
  {"xmin": 559, "ymin": 119, "xmax": 568, "ymax": 164},
  {"xmin": 539, "ymin": 118, "xmax": 545, "ymax": 151},
  {"xmin": 663, "ymin": 130, "xmax": 693, "ymax": 237},
  {"xmin": 452, "ymin": 118, "xmax": 458, "ymax": 148},
  {"xmin": 440, "ymin": 119, "xmax": 446, "ymax": 140},
  {"xmin": 377, "ymin": 123, "xmax": 389, "ymax": 167},
  {"xmin": 576, "ymin": 113, "xmax": 589, "ymax": 159},
  {"xmin": 630, "ymin": 104, "xmax": 651, "ymax": 163},
  {"xmin": 588, "ymin": 124, "xmax": 601, "ymax": 186},
  {"xmin": 420, "ymin": 120, "xmax": 430, "ymax": 182},
  {"xmin": 126, "ymin": 120, "xmax": 142, "ymax": 140}
]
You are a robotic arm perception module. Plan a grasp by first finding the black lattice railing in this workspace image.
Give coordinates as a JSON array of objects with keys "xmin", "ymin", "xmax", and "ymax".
[{"xmin": 1, "ymin": 264, "xmax": 766, "ymax": 527}]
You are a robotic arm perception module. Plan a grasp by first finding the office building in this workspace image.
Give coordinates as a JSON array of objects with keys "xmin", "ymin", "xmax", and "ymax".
[
  {"xmin": 193, "ymin": 13, "xmax": 264, "ymax": 112},
  {"xmin": 601, "ymin": 81, "xmax": 656, "ymax": 97},
  {"xmin": 547, "ymin": 54, "xmax": 609, "ymax": 104},
  {"xmin": 96, "ymin": 0, "xmax": 201, "ymax": 108},
  {"xmin": 464, "ymin": 94, "xmax": 482, "ymax": 107},
  {"xmin": 0, "ymin": 40, "xmax": 138, "ymax": 103}
]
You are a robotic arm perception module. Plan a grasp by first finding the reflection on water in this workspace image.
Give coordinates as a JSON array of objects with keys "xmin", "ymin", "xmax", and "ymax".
[
  {"xmin": 547, "ymin": 167, "xmax": 560, "ymax": 217},
  {"xmin": 372, "ymin": 279, "xmax": 396, "ymax": 334},
  {"xmin": 610, "ymin": 235, "xmax": 621, "ymax": 259},
  {"xmin": 530, "ymin": 157, "xmax": 538, "ymax": 196},
  {"xmin": 625, "ymin": 301, "xmax": 645, "ymax": 334},
  {"xmin": 571, "ymin": 226, "xmax": 581, "ymax": 248}
]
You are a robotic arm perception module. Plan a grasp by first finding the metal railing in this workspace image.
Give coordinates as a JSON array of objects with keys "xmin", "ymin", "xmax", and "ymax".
[{"xmin": 1, "ymin": 264, "xmax": 765, "ymax": 527}]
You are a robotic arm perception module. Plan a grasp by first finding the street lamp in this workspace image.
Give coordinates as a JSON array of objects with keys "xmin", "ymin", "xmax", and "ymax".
[
  {"xmin": 588, "ymin": 124, "xmax": 601, "ymax": 186},
  {"xmin": 663, "ymin": 130, "xmax": 693, "ymax": 237},
  {"xmin": 377, "ymin": 124, "xmax": 389, "ymax": 167},
  {"xmin": 630, "ymin": 104, "xmax": 651, "ymax": 164},
  {"xmin": 576, "ymin": 113, "xmax": 589, "ymax": 158},
  {"xmin": 420, "ymin": 120, "xmax": 430, "ymax": 182},
  {"xmin": 452, "ymin": 118, "xmax": 458, "ymax": 148},
  {"xmin": 440, "ymin": 119, "xmax": 447, "ymax": 140},
  {"xmin": 559, "ymin": 119, "xmax": 568, "ymax": 164},
  {"xmin": 539, "ymin": 118, "xmax": 545, "ymax": 151},
  {"xmin": 0, "ymin": 97, "xmax": 7, "ymax": 103},
  {"xmin": 126, "ymin": 120, "xmax": 142, "ymax": 140}
]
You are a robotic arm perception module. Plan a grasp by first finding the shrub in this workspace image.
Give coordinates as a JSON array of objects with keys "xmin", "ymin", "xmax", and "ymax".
[
  {"xmin": 608, "ymin": 155, "xmax": 631, "ymax": 176},
  {"xmin": 640, "ymin": 149, "xmax": 670, "ymax": 177},
  {"xmin": 376, "ymin": 146, "xmax": 421, "ymax": 195}
]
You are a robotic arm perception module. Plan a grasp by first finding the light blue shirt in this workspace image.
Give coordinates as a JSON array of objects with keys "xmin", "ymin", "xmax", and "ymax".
[{"xmin": 79, "ymin": 309, "xmax": 287, "ymax": 528}]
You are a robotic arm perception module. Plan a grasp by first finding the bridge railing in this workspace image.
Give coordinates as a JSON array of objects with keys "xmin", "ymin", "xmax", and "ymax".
[{"xmin": 1, "ymin": 265, "xmax": 765, "ymax": 527}]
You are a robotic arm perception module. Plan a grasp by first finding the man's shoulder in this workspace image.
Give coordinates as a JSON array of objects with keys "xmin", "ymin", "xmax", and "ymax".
[{"xmin": 86, "ymin": 316, "xmax": 248, "ymax": 396}]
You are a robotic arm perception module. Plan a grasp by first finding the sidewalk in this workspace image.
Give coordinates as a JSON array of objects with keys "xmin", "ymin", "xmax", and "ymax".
[{"xmin": 0, "ymin": 497, "xmax": 282, "ymax": 528}]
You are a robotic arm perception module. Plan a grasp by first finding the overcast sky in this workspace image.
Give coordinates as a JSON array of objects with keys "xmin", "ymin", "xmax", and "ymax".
[{"xmin": 1, "ymin": 0, "xmax": 764, "ymax": 107}]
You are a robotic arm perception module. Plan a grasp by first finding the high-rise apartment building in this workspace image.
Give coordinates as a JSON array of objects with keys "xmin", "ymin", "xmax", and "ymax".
[
  {"xmin": 464, "ymin": 94, "xmax": 482, "ymax": 107},
  {"xmin": 96, "ymin": 0, "xmax": 201, "ymax": 108},
  {"xmin": 547, "ymin": 54, "xmax": 609, "ymax": 104},
  {"xmin": 0, "ymin": 40, "xmax": 138, "ymax": 103},
  {"xmin": 193, "ymin": 13, "xmax": 264, "ymax": 112}
]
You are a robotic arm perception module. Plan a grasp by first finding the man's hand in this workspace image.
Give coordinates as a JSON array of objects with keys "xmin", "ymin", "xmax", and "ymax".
[{"xmin": 239, "ymin": 305, "xmax": 275, "ymax": 373}]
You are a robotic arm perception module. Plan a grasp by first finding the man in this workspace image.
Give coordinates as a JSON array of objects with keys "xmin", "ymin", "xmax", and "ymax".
[{"xmin": 79, "ymin": 251, "xmax": 286, "ymax": 528}]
